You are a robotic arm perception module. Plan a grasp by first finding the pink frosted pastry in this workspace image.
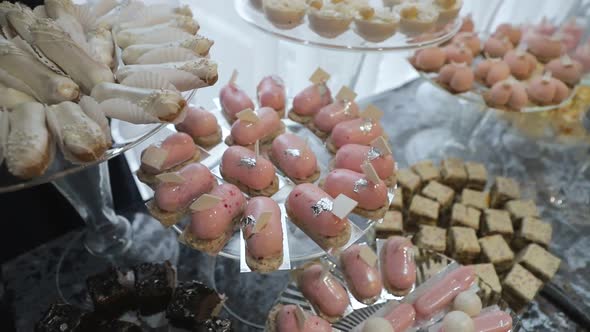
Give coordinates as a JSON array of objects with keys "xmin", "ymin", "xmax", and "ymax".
[
  {"xmin": 459, "ymin": 14, "xmax": 474, "ymax": 33},
  {"xmin": 220, "ymin": 146, "xmax": 278, "ymax": 196},
  {"xmin": 562, "ymin": 19, "xmax": 584, "ymax": 51},
  {"xmin": 383, "ymin": 303, "xmax": 417, "ymax": 331},
  {"xmin": 475, "ymin": 59, "xmax": 511, "ymax": 87},
  {"xmin": 573, "ymin": 44, "xmax": 590, "ymax": 73},
  {"xmin": 411, "ymin": 47, "xmax": 447, "ymax": 72},
  {"xmin": 334, "ymin": 143, "xmax": 395, "ymax": 185},
  {"xmin": 220, "ymin": 79, "xmax": 255, "ymax": 122},
  {"xmin": 380, "ymin": 236, "xmax": 416, "ymax": 295},
  {"xmin": 268, "ymin": 304, "xmax": 332, "ymax": 332},
  {"xmin": 328, "ymin": 118, "xmax": 384, "ymax": 153},
  {"xmin": 437, "ymin": 63, "xmax": 474, "ymax": 93},
  {"xmin": 175, "ymin": 105, "xmax": 221, "ymax": 147},
  {"xmin": 527, "ymin": 34, "xmax": 564, "ymax": 63},
  {"xmin": 413, "ymin": 266, "xmax": 476, "ymax": 318},
  {"xmin": 484, "ymin": 79, "xmax": 529, "ymax": 111},
  {"xmin": 241, "ymin": 196, "xmax": 284, "ymax": 272},
  {"xmin": 545, "ymin": 55, "xmax": 583, "ymax": 86},
  {"xmin": 444, "ymin": 43, "xmax": 473, "ymax": 65},
  {"xmin": 289, "ymin": 82, "xmax": 333, "ymax": 123},
  {"xmin": 311, "ymin": 99, "xmax": 359, "ymax": 138},
  {"xmin": 153, "ymin": 163, "xmax": 216, "ymax": 213},
  {"xmin": 286, "ymin": 183, "xmax": 351, "ymax": 249},
  {"xmin": 270, "ymin": 133, "xmax": 319, "ymax": 183},
  {"xmin": 228, "ymin": 107, "xmax": 284, "ymax": 147},
  {"xmin": 470, "ymin": 310, "xmax": 513, "ymax": 332},
  {"xmin": 452, "ymin": 32, "xmax": 481, "ymax": 55},
  {"xmin": 258, "ymin": 75, "xmax": 286, "ymax": 117},
  {"xmin": 483, "ymin": 36, "xmax": 513, "ymax": 58},
  {"xmin": 340, "ymin": 244, "xmax": 383, "ymax": 303},
  {"xmin": 139, "ymin": 132, "xmax": 199, "ymax": 182},
  {"xmin": 503, "ymin": 49, "xmax": 537, "ymax": 80},
  {"xmin": 526, "ymin": 74, "xmax": 570, "ymax": 105},
  {"xmin": 323, "ymin": 168, "xmax": 388, "ymax": 218},
  {"xmin": 493, "ymin": 23, "xmax": 521, "ymax": 46},
  {"xmin": 185, "ymin": 183, "xmax": 246, "ymax": 254},
  {"xmin": 298, "ymin": 263, "xmax": 350, "ymax": 322}
]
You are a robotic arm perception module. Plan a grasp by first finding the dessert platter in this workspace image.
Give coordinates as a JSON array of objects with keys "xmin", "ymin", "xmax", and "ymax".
[{"xmin": 235, "ymin": 0, "xmax": 463, "ymax": 51}]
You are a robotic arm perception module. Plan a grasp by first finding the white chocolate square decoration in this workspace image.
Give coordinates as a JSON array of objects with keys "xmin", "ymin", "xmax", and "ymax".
[
  {"xmin": 335, "ymin": 86, "xmax": 357, "ymax": 102},
  {"xmin": 371, "ymin": 136, "xmax": 392, "ymax": 156},
  {"xmin": 332, "ymin": 194, "xmax": 358, "ymax": 219},
  {"xmin": 155, "ymin": 172, "xmax": 185, "ymax": 183},
  {"xmin": 236, "ymin": 108, "xmax": 259, "ymax": 123},
  {"xmin": 253, "ymin": 211, "xmax": 272, "ymax": 233},
  {"xmin": 361, "ymin": 104, "xmax": 384, "ymax": 121},
  {"xmin": 190, "ymin": 194, "xmax": 222, "ymax": 211},
  {"xmin": 362, "ymin": 162, "xmax": 381, "ymax": 184},
  {"xmin": 359, "ymin": 245, "xmax": 378, "ymax": 267},
  {"xmin": 309, "ymin": 67, "xmax": 330, "ymax": 84},
  {"xmin": 141, "ymin": 146, "xmax": 168, "ymax": 170}
]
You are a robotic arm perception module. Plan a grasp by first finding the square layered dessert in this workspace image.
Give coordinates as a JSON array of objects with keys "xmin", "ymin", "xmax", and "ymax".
[
  {"xmin": 490, "ymin": 177, "xmax": 520, "ymax": 208},
  {"xmin": 460, "ymin": 188, "xmax": 490, "ymax": 211},
  {"xmin": 471, "ymin": 263, "xmax": 502, "ymax": 305},
  {"xmin": 166, "ymin": 281, "xmax": 223, "ymax": 330},
  {"xmin": 86, "ymin": 267, "xmax": 136, "ymax": 318},
  {"xmin": 448, "ymin": 226, "xmax": 481, "ymax": 263},
  {"xmin": 440, "ymin": 157, "xmax": 467, "ymax": 190},
  {"xmin": 450, "ymin": 203, "xmax": 481, "ymax": 230},
  {"xmin": 481, "ymin": 209, "xmax": 514, "ymax": 241},
  {"xmin": 389, "ymin": 187, "xmax": 404, "ymax": 211},
  {"xmin": 513, "ymin": 217, "xmax": 552, "ymax": 250},
  {"xmin": 133, "ymin": 261, "xmax": 177, "ymax": 316},
  {"xmin": 411, "ymin": 160, "xmax": 440, "ymax": 184},
  {"xmin": 414, "ymin": 225, "xmax": 447, "ymax": 253},
  {"xmin": 375, "ymin": 210, "xmax": 404, "ymax": 238},
  {"xmin": 505, "ymin": 199, "xmax": 539, "ymax": 226},
  {"xmin": 465, "ymin": 162, "xmax": 487, "ymax": 190},
  {"xmin": 516, "ymin": 243, "xmax": 561, "ymax": 282},
  {"xmin": 422, "ymin": 181, "xmax": 455, "ymax": 212},
  {"xmin": 409, "ymin": 195, "xmax": 440, "ymax": 226},
  {"xmin": 397, "ymin": 168, "xmax": 421, "ymax": 204},
  {"xmin": 479, "ymin": 235, "xmax": 515, "ymax": 272},
  {"xmin": 502, "ymin": 263, "xmax": 543, "ymax": 311}
]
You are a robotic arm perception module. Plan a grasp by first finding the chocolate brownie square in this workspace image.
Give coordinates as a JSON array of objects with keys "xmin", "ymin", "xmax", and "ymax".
[
  {"xmin": 513, "ymin": 217, "xmax": 552, "ymax": 250},
  {"xmin": 409, "ymin": 195, "xmax": 440, "ymax": 226},
  {"xmin": 86, "ymin": 267, "xmax": 136, "ymax": 318},
  {"xmin": 450, "ymin": 203, "xmax": 481, "ymax": 230},
  {"xmin": 505, "ymin": 200, "xmax": 539, "ymax": 226},
  {"xmin": 490, "ymin": 177, "xmax": 520, "ymax": 208},
  {"xmin": 167, "ymin": 281, "xmax": 224, "ymax": 330},
  {"xmin": 414, "ymin": 225, "xmax": 447, "ymax": 253},
  {"xmin": 376, "ymin": 210, "xmax": 404, "ymax": 238},
  {"xmin": 516, "ymin": 243, "xmax": 561, "ymax": 281},
  {"xmin": 133, "ymin": 261, "xmax": 177, "ymax": 315},
  {"xmin": 440, "ymin": 158, "xmax": 467, "ymax": 190},
  {"xmin": 95, "ymin": 321, "xmax": 142, "ymax": 332},
  {"xmin": 422, "ymin": 181, "xmax": 455, "ymax": 211},
  {"xmin": 502, "ymin": 264, "xmax": 543, "ymax": 311},
  {"xmin": 389, "ymin": 187, "xmax": 403, "ymax": 211},
  {"xmin": 460, "ymin": 188, "xmax": 490, "ymax": 211},
  {"xmin": 195, "ymin": 318, "xmax": 233, "ymax": 331},
  {"xmin": 481, "ymin": 209, "xmax": 514, "ymax": 241},
  {"xmin": 465, "ymin": 162, "xmax": 487, "ymax": 190},
  {"xmin": 479, "ymin": 235, "xmax": 514, "ymax": 272},
  {"xmin": 411, "ymin": 160, "xmax": 440, "ymax": 184},
  {"xmin": 35, "ymin": 303, "xmax": 96, "ymax": 332},
  {"xmin": 397, "ymin": 168, "xmax": 421, "ymax": 204},
  {"xmin": 448, "ymin": 226, "xmax": 481, "ymax": 263}
]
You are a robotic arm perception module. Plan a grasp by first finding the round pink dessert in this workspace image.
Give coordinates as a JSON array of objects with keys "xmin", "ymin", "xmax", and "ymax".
[
  {"xmin": 242, "ymin": 196, "xmax": 283, "ymax": 261},
  {"xmin": 383, "ymin": 303, "xmax": 417, "ymax": 331},
  {"xmin": 299, "ymin": 263, "xmax": 350, "ymax": 319},
  {"xmin": 175, "ymin": 105, "xmax": 219, "ymax": 139},
  {"xmin": 545, "ymin": 56, "xmax": 583, "ymax": 86},
  {"xmin": 258, "ymin": 75, "xmax": 286, "ymax": 113},
  {"xmin": 340, "ymin": 244, "xmax": 383, "ymax": 302},
  {"xmin": 562, "ymin": 19, "xmax": 584, "ymax": 51},
  {"xmin": 275, "ymin": 305, "xmax": 332, "ymax": 332},
  {"xmin": 483, "ymin": 36, "xmax": 513, "ymax": 58},
  {"xmin": 485, "ymin": 79, "xmax": 529, "ymax": 111},
  {"xmin": 312, "ymin": 100, "xmax": 359, "ymax": 134},
  {"xmin": 140, "ymin": 132, "xmax": 197, "ymax": 174},
  {"xmin": 230, "ymin": 106, "xmax": 281, "ymax": 146},
  {"xmin": 381, "ymin": 236, "xmax": 416, "ymax": 292},
  {"xmin": 189, "ymin": 183, "xmax": 245, "ymax": 240},
  {"xmin": 470, "ymin": 310, "xmax": 513, "ymax": 332},
  {"xmin": 438, "ymin": 63, "xmax": 474, "ymax": 93},
  {"xmin": 444, "ymin": 43, "xmax": 473, "ymax": 65},
  {"xmin": 534, "ymin": 17, "xmax": 557, "ymax": 36},
  {"xmin": 527, "ymin": 34, "xmax": 563, "ymax": 62},
  {"xmin": 330, "ymin": 118, "xmax": 384, "ymax": 149},
  {"xmin": 459, "ymin": 15, "xmax": 474, "ymax": 33},
  {"xmin": 292, "ymin": 83, "xmax": 332, "ymax": 116},
  {"xmin": 475, "ymin": 59, "xmax": 511, "ymax": 87},
  {"xmin": 493, "ymin": 23, "xmax": 521, "ymax": 45},
  {"xmin": 573, "ymin": 44, "xmax": 590, "ymax": 73},
  {"xmin": 412, "ymin": 47, "xmax": 447, "ymax": 72},
  {"xmin": 503, "ymin": 49, "xmax": 538, "ymax": 80},
  {"xmin": 220, "ymin": 82, "xmax": 255, "ymax": 121},
  {"xmin": 526, "ymin": 76, "xmax": 570, "ymax": 105},
  {"xmin": 221, "ymin": 146, "xmax": 275, "ymax": 190},
  {"xmin": 333, "ymin": 144, "xmax": 395, "ymax": 181},
  {"xmin": 452, "ymin": 32, "xmax": 481, "ymax": 55},
  {"xmin": 154, "ymin": 163, "xmax": 216, "ymax": 212},
  {"xmin": 323, "ymin": 169, "xmax": 388, "ymax": 211},
  {"xmin": 271, "ymin": 133, "xmax": 317, "ymax": 181}
]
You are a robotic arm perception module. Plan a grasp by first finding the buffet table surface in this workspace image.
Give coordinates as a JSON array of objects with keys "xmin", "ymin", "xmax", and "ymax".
[{"xmin": 2, "ymin": 79, "xmax": 590, "ymax": 331}]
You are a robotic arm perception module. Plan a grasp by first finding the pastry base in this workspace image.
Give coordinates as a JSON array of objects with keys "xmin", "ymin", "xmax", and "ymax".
[
  {"xmin": 306, "ymin": 121, "xmax": 329, "ymax": 139},
  {"xmin": 136, "ymin": 149, "xmax": 201, "ymax": 187},
  {"xmin": 145, "ymin": 200, "xmax": 186, "ymax": 228},
  {"xmin": 193, "ymin": 126, "xmax": 222, "ymax": 148},
  {"xmin": 353, "ymin": 201, "xmax": 388, "ymax": 220},
  {"xmin": 245, "ymin": 250, "xmax": 283, "ymax": 273},
  {"xmin": 221, "ymin": 107, "xmax": 237, "ymax": 124},
  {"xmin": 285, "ymin": 203, "xmax": 351, "ymax": 250},
  {"xmin": 265, "ymin": 304, "xmax": 283, "ymax": 332},
  {"xmin": 268, "ymin": 152, "xmax": 321, "ymax": 184},
  {"xmin": 326, "ymin": 137, "xmax": 338, "ymax": 154},
  {"xmin": 384, "ymin": 173, "xmax": 396, "ymax": 187},
  {"xmin": 181, "ymin": 215, "xmax": 240, "ymax": 255},
  {"xmin": 220, "ymin": 166, "xmax": 279, "ymax": 197},
  {"xmin": 224, "ymin": 122, "xmax": 286, "ymax": 149},
  {"xmin": 274, "ymin": 107, "xmax": 285, "ymax": 119},
  {"xmin": 287, "ymin": 109, "xmax": 313, "ymax": 124}
]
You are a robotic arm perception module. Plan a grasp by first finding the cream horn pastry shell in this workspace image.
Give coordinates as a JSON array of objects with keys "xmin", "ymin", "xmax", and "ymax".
[
  {"xmin": 5, "ymin": 5, "xmax": 37, "ymax": 43},
  {"xmin": 121, "ymin": 35, "xmax": 213, "ymax": 65},
  {"xmin": 0, "ymin": 87, "xmax": 35, "ymax": 109},
  {"xmin": 115, "ymin": 26, "xmax": 193, "ymax": 49},
  {"xmin": 87, "ymin": 24, "xmax": 115, "ymax": 68},
  {"xmin": 0, "ymin": 2, "xmax": 21, "ymax": 38},
  {"xmin": 88, "ymin": 0, "xmax": 118, "ymax": 18},
  {"xmin": 117, "ymin": 15, "xmax": 199, "ymax": 36},
  {"xmin": 115, "ymin": 3, "xmax": 193, "ymax": 31}
]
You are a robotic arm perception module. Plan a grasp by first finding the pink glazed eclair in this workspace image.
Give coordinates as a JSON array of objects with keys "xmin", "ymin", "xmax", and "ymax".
[
  {"xmin": 270, "ymin": 133, "xmax": 320, "ymax": 184},
  {"xmin": 225, "ymin": 107, "xmax": 285, "ymax": 148},
  {"xmin": 184, "ymin": 183, "xmax": 246, "ymax": 255},
  {"xmin": 382, "ymin": 303, "xmax": 417, "ymax": 331},
  {"xmin": 380, "ymin": 236, "xmax": 416, "ymax": 295},
  {"xmin": 220, "ymin": 79, "xmax": 255, "ymax": 123},
  {"xmin": 148, "ymin": 162, "xmax": 216, "ymax": 227},
  {"xmin": 258, "ymin": 76, "xmax": 287, "ymax": 118},
  {"xmin": 308, "ymin": 99, "xmax": 359, "ymax": 139},
  {"xmin": 175, "ymin": 105, "xmax": 222, "ymax": 147},
  {"xmin": 340, "ymin": 244, "xmax": 383, "ymax": 304},
  {"xmin": 241, "ymin": 197, "xmax": 284, "ymax": 273},
  {"xmin": 266, "ymin": 304, "xmax": 332, "ymax": 332},
  {"xmin": 286, "ymin": 183, "xmax": 351, "ymax": 249},
  {"xmin": 333, "ymin": 143, "xmax": 395, "ymax": 186},
  {"xmin": 220, "ymin": 146, "xmax": 279, "ymax": 197},
  {"xmin": 288, "ymin": 81, "xmax": 333, "ymax": 124},
  {"xmin": 298, "ymin": 262, "xmax": 350, "ymax": 322},
  {"xmin": 138, "ymin": 132, "xmax": 200, "ymax": 185},
  {"xmin": 327, "ymin": 118, "xmax": 384, "ymax": 153},
  {"xmin": 323, "ymin": 169, "xmax": 389, "ymax": 219},
  {"xmin": 469, "ymin": 310, "xmax": 513, "ymax": 332}
]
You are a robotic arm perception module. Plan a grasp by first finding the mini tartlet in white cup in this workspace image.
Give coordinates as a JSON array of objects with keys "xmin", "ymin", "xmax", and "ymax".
[
  {"xmin": 434, "ymin": 0, "xmax": 462, "ymax": 25},
  {"xmin": 394, "ymin": 2, "xmax": 439, "ymax": 35},
  {"xmin": 354, "ymin": 7, "xmax": 400, "ymax": 42},
  {"xmin": 262, "ymin": 0, "xmax": 307, "ymax": 29},
  {"xmin": 308, "ymin": 2, "xmax": 354, "ymax": 38}
]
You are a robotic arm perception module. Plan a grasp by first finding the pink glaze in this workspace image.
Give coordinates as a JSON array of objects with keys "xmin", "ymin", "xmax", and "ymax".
[
  {"xmin": 286, "ymin": 183, "xmax": 349, "ymax": 237},
  {"xmin": 333, "ymin": 144, "xmax": 394, "ymax": 181},
  {"xmin": 383, "ymin": 303, "xmax": 416, "ymax": 331},
  {"xmin": 452, "ymin": 32, "xmax": 481, "ymax": 55},
  {"xmin": 330, "ymin": 118, "xmax": 384, "ymax": 149},
  {"xmin": 230, "ymin": 107, "xmax": 282, "ymax": 146},
  {"xmin": 573, "ymin": 44, "xmax": 590, "ymax": 72},
  {"xmin": 459, "ymin": 15, "xmax": 474, "ymax": 33},
  {"xmin": 413, "ymin": 266, "xmax": 476, "ymax": 318},
  {"xmin": 475, "ymin": 59, "xmax": 511, "ymax": 87},
  {"xmin": 381, "ymin": 236, "xmax": 416, "ymax": 291},
  {"xmin": 493, "ymin": 23, "xmax": 522, "ymax": 45},
  {"xmin": 503, "ymin": 49, "xmax": 538, "ymax": 80},
  {"xmin": 483, "ymin": 36, "xmax": 513, "ymax": 58},
  {"xmin": 276, "ymin": 305, "xmax": 332, "ymax": 332},
  {"xmin": 271, "ymin": 133, "xmax": 317, "ymax": 180},
  {"xmin": 323, "ymin": 169, "xmax": 388, "ymax": 211},
  {"xmin": 444, "ymin": 43, "xmax": 473, "ymax": 65},
  {"xmin": 412, "ymin": 47, "xmax": 447, "ymax": 72},
  {"xmin": 438, "ymin": 63, "xmax": 474, "ymax": 93},
  {"xmin": 220, "ymin": 82, "xmax": 255, "ymax": 121},
  {"xmin": 312, "ymin": 100, "xmax": 359, "ymax": 133},
  {"xmin": 221, "ymin": 146, "xmax": 275, "ymax": 190},
  {"xmin": 154, "ymin": 163, "xmax": 216, "ymax": 212},
  {"xmin": 141, "ymin": 132, "xmax": 197, "ymax": 174},
  {"xmin": 545, "ymin": 57, "xmax": 583, "ymax": 85},
  {"xmin": 258, "ymin": 75, "xmax": 286, "ymax": 112},
  {"xmin": 487, "ymin": 80, "xmax": 529, "ymax": 110},
  {"xmin": 242, "ymin": 197, "xmax": 283, "ymax": 260},
  {"xmin": 528, "ymin": 34, "xmax": 564, "ymax": 61},
  {"xmin": 527, "ymin": 76, "xmax": 570, "ymax": 105},
  {"xmin": 471, "ymin": 310, "xmax": 513, "ymax": 332},
  {"xmin": 340, "ymin": 244, "xmax": 383, "ymax": 301},
  {"xmin": 175, "ymin": 105, "xmax": 219, "ymax": 139},
  {"xmin": 299, "ymin": 263, "xmax": 350, "ymax": 318},
  {"xmin": 292, "ymin": 83, "xmax": 333, "ymax": 116},
  {"xmin": 189, "ymin": 184, "xmax": 245, "ymax": 240}
]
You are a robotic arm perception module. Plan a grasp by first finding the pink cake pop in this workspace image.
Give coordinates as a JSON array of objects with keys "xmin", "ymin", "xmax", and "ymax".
[
  {"xmin": 504, "ymin": 48, "xmax": 538, "ymax": 80},
  {"xmin": 528, "ymin": 33, "xmax": 564, "ymax": 63},
  {"xmin": 437, "ymin": 62, "xmax": 474, "ymax": 93},
  {"xmin": 452, "ymin": 32, "xmax": 481, "ymax": 55},
  {"xmin": 526, "ymin": 72, "xmax": 570, "ymax": 105},
  {"xmin": 484, "ymin": 78, "xmax": 529, "ymax": 111},
  {"xmin": 572, "ymin": 43, "xmax": 590, "ymax": 73},
  {"xmin": 483, "ymin": 35, "xmax": 514, "ymax": 58},
  {"xmin": 410, "ymin": 46, "xmax": 447, "ymax": 72},
  {"xmin": 459, "ymin": 14, "xmax": 474, "ymax": 33},
  {"xmin": 545, "ymin": 55, "xmax": 583, "ymax": 86},
  {"xmin": 445, "ymin": 43, "xmax": 474, "ymax": 64},
  {"xmin": 493, "ymin": 23, "xmax": 522, "ymax": 46},
  {"xmin": 475, "ymin": 59, "xmax": 511, "ymax": 87}
]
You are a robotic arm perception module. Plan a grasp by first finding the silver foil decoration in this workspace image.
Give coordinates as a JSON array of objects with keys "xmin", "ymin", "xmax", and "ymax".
[
  {"xmin": 284, "ymin": 148, "xmax": 301, "ymax": 157},
  {"xmin": 311, "ymin": 197, "xmax": 333, "ymax": 216},
  {"xmin": 239, "ymin": 157, "xmax": 257, "ymax": 168},
  {"xmin": 343, "ymin": 101, "xmax": 353, "ymax": 115},
  {"xmin": 359, "ymin": 120, "xmax": 374, "ymax": 134},
  {"xmin": 241, "ymin": 215, "xmax": 256, "ymax": 228},
  {"xmin": 367, "ymin": 146, "xmax": 383, "ymax": 161},
  {"xmin": 353, "ymin": 178, "xmax": 369, "ymax": 193}
]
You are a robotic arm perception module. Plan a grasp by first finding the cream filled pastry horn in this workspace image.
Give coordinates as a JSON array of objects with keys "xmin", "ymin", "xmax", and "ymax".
[
  {"xmin": 87, "ymin": 25, "xmax": 115, "ymax": 69},
  {"xmin": 220, "ymin": 144, "xmax": 279, "ymax": 197},
  {"xmin": 136, "ymin": 132, "xmax": 200, "ymax": 186},
  {"xmin": 266, "ymin": 304, "xmax": 332, "ymax": 332},
  {"xmin": 219, "ymin": 70, "xmax": 255, "ymax": 123},
  {"xmin": 0, "ymin": 85, "xmax": 35, "ymax": 109},
  {"xmin": 0, "ymin": 38, "xmax": 79, "ymax": 104},
  {"xmin": 225, "ymin": 107, "xmax": 285, "ymax": 148},
  {"xmin": 327, "ymin": 104, "xmax": 385, "ymax": 153},
  {"xmin": 241, "ymin": 196, "xmax": 284, "ymax": 273},
  {"xmin": 113, "ymin": 3, "xmax": 193, "ymax": 31},
  {"xmin": 334, "ymin": 136, "xmax": 395, "ymax": 186},
  {"xmin": 183, "ymin": 184, "xmax": 246, "ymax": 255},
  {"xmin": 269, "ymin": 133, "xmax": 320, "ymax": 184},
  {"xmin": 147, "ymin": 162, "xmax": 216, "ymax": 227},
  {"xmin": 122, "ymin": 36, "xmax": 214, "ymax": 65},
  {"xmin": 340, "ymin": 243, "xmax": 383, "ymax": 304},
  {"xmin": 309, "ymin": 86, "xmax": 359, "ymax": 139},
  {"xmin": 115, "ymin": 26, "xmax": 193, "ymax": 49},
  {"xmin": 380, "ymin": 236, "xmax": 416, "ymax": 295},
  {"xmin": 5, "ymin": 102, "xmax": 53, "ymax": 179},
  {"xmin": 289, "ymin": 67, "xmax": 333, "ymax": 124},
  {"xmin": 175, "ymin": 105, "xmax": 222, "ymax": 148},
  {"xmin": 258, "ymin": 75, "xmax": 286, "ymax": 118},
  {"xmin": 116, "ymin": 15, "xmax": 199, "ymax": 42}
]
